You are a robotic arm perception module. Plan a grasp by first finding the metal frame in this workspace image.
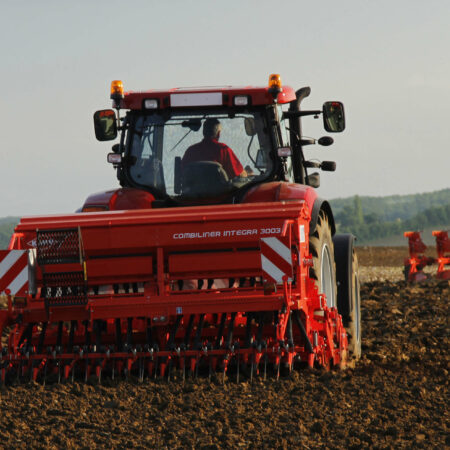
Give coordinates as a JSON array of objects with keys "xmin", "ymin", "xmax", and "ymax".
[{"xmin": 1, "ymin": 201, "xmax": 348, "ymax": 382}]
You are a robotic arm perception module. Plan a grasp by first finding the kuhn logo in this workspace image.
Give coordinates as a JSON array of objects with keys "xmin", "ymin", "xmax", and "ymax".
[{"xmin": 27, "ymin": 238, "xmax": 57, "ymax": 248}]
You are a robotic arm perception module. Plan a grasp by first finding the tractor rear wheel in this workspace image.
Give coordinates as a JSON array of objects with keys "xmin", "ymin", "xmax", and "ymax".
[
  {"xmin": 309, "ymin": 211, "xmax": 337, "ymax": 308},
  {"xmin": 345, "ymin": 249, "xmax": 361, "ymax": 359},
  {"xmin": 333, "ymin": 234, "xmax": 362, "ymax": 360}
]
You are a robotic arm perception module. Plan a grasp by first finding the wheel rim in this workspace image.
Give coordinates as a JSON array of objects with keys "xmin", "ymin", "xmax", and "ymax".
[{"xmin": 320, "ymin": 243, "xmax": 336, "ymax": 308}]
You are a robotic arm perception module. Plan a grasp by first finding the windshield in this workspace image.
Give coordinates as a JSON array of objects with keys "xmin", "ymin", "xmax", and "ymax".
[{"xmin": 126, "ymin": 109, "xmax": 274, "ymax": 199}]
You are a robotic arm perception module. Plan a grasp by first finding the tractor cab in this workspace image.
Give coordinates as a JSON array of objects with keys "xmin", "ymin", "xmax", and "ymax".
[
  {"xmin": 112, "ymin": 107, "xmax": 275, "ymax": 201},
  {"xmin": 93, "ymin": 75, "xmax": 345, "ymax": 207}
]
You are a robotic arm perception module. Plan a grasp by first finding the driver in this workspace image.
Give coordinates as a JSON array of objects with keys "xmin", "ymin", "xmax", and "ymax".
[{"xmin": 181, "ymin": 118, "xmax": 247, "ymax": 178}]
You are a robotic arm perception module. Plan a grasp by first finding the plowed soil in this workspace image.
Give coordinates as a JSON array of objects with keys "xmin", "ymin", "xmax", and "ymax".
[{"xmin": 0, "ymin": 247, "xmax": 449, "ymax": 449}]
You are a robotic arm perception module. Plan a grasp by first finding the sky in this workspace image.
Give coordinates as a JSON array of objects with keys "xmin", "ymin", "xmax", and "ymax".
[{"xmin": 1, "ymin": 0, "xmax": 449, "ymax": 216}]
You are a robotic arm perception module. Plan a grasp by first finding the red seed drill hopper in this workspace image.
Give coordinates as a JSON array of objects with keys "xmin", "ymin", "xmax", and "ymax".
[{"xmin": 0, "ymin": 75, "xmax": 361, "ymax": 383}]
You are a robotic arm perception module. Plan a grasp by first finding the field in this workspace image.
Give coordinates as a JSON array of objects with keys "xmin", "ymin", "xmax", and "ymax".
[{"xmin": 0, "ymin": 247, "xmax": 448, "ymax": 449}]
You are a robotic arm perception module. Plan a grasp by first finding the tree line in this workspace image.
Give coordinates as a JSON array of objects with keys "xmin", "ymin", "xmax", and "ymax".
[
  {"xmin": 332, "ymin": 196, "xmax": 450, "ymax": 243},
  {"xmin": 330, "ymin": 188, "xmax": 450, "ymax": 222}
]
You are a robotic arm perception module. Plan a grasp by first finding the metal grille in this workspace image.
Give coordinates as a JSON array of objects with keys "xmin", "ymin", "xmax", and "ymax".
[
  {"xmin": 37, "ymin": 228, "xmax": 81, "ymax": 265},
  {"xmin": 42, "ymin": 271, "xmax": 87, "ymax": 307}
]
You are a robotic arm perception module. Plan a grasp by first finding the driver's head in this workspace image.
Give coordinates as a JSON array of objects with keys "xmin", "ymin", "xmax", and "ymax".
[{"xmin": 203, "ymin": 118, "xmax": 222, "ymax": 139}]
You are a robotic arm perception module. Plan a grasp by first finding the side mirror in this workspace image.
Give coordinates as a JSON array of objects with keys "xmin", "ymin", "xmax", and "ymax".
[
  {"xmin": 94, "ymin": 109, "xmax": 118, "ymax": 141},
  {"xmin": 322, "ymin": 102, "xmax": 345, "ymax": 133},
  {"xmin": 244, "ymin": 117, "xmax": 257, "ymax": 136}
]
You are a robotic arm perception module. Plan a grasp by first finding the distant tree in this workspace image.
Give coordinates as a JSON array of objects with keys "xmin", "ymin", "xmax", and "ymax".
[
  {"xmin": 353, "ymin": 195, "xmax": 364, "ymax": 225},
  {"xmin": 0, "ymin": 222, "xmax": 16, "ymax": 249},
  {"xmin": 363, "ymin": 212, "xmax": 379, "ymax": 224}
]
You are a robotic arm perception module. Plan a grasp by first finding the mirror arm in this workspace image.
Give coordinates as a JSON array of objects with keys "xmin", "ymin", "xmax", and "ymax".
[
  {"xmin": 288, "ymin": 87, "xmax": 313, "ymax": 185},
  {"xmin": 283, "ymin": 110, "xmax": 322, "ymax": 119}
]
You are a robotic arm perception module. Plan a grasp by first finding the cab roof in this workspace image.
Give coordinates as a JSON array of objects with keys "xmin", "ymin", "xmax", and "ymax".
[{"xmin": 119, "ymin": 85, "xmax": 296, "ymax": 110}]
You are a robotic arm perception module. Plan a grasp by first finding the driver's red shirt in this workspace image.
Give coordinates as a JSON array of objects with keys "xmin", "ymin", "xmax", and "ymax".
[{"xmin": 181, "ymin": 138, "xmax": 243, "ymax": 178}]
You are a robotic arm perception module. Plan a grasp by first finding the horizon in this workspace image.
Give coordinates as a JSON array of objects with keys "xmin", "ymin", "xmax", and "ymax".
[{"xmin": 0, "ymin": 186, "xmax": 448, "ymax": 219}]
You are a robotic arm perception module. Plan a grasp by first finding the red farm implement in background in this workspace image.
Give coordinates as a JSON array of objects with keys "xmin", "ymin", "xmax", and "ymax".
[
  {"xmin": 0, "ymin": 75, "xmax": 361, "ymax": 384},
  {"xmin": 403, "ymin": 230, "xmax": 450, "ymax": 282}
]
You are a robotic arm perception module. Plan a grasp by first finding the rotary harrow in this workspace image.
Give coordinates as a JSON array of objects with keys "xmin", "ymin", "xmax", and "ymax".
[{"xmin": 0, "ymin": 75, "xmax": 361, "ymax": 384}]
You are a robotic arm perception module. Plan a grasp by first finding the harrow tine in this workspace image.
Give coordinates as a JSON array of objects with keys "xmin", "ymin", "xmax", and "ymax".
[
  {"xmin": 245, "ymin": 312, "xmax": 253, "ymax": 348},
  {"xmin": 94, "ymin": 320, "xmax": 102, "ymax": 350},
  {"xmin": 276, "ymin": 346, "xmax": 281, "ymax": 381},
  {"xmin": 153, "ymin": 346, "xmax": 159, "ymax": 380},
  {"xmin": 167, "ymin": 316, "xmax": 182, "ymax": 382},
  {"xmin": 30, "ymin": 322, "xmax": 46, "ymax": 382},
  {"xmin": 192, "ymin": 314, "xmax": 205, "ymax": 379},
  {"xmin": 181, "ymin": 347, "xmax": 186, "ymax": 383},
  {"xmin": 30, "ymin": 361, "xmax": 34, "ymax": 383},
  {"xmin": 68, "ymin": 321, "xmax": 76, "ymax": 351},
  {"xmin": 18, "ymin": 323, "xmax": 33, "ymax": 348},
  {"xmin": 194, "ymin": 354, "xmax": 200, "ymax": 379},
  {"xmin": 56, "ymin": 321, "xmax": 63, "ymax": 347},
  {"xmin": 208, "ymin": 353, "xmax": 212, "ymax": 381},
  {"xmin": 43, "ymin": 359, "xmax": 48, "ymax": 386},
  {"xmin": 115, "ymin": 318, "xmax": 123, "ymax": 352},
  {"xmin": 63, "ymin": 362, "xmax": 70, "ymax": 381},
  {"xmin": 256, "ymin": 312, "xmax": 264, "ymax": 342},
  {"xmin": 194, "ymin": 314, "xmax": 205, "ymax": 351},
  {"xmin": 146, "ymin": 360, "xmax": 152, "ymax": 380},
  {"xmin": 222, "ymin": 362, "xmax": 226, "ymax": 385},
  {"xmin": 63, "ymin": 321, "xmax": 75, "ymax": 379},
  {"xmin": 145, "ymin": 323, "xmax": 155, "ymax": 380},
  {"xmin": 71, "ymin": 357, "xmax": 76, "ymax": 383},
  {"xmin": 184, "ymin": 315, "xmax": 195, "ymax": 347},
  {"xmin": 236, "ymin": 347, "xmax": 240, "ymax": 384},
  {"xmin": 126, "ymin": 318, "xmax": 133, "ymax": 348},
  {"xmin": 263, "ymin": 342, "xmax": 268, "ymax": 381},
  {"xmin": 226, "ymin": 313, "xmax": 237, "ymax": 349},
  {"xmin": 167, "ymin": 356, "xmax": 173, "ymax": 382},
  {"xmin": 84, "ymin": 359, "xmax": 89, "ymax": 383},
  {"xmin": 145, "ymin": 318, "xmax": 152, "ymax": 348},
  {"xmin": 138, "ymin": 357, "xmax": 144, "ymax": 382},
  {"xmin": 17, "ymin": 356, "xmax": 22, "ymax": 384},
  {"xmin": 215, "ymin": 313, "xmax": 227, "ymax": 349},
  {"xmin": 82, "ymin": 320, "xmax": 91, "ymax": 382}
]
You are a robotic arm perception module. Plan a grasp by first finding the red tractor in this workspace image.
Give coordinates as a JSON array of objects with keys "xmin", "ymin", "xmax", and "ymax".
[{"xmin": 0, "ymin": 75, "xmax": 360, "ymax": 383}]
